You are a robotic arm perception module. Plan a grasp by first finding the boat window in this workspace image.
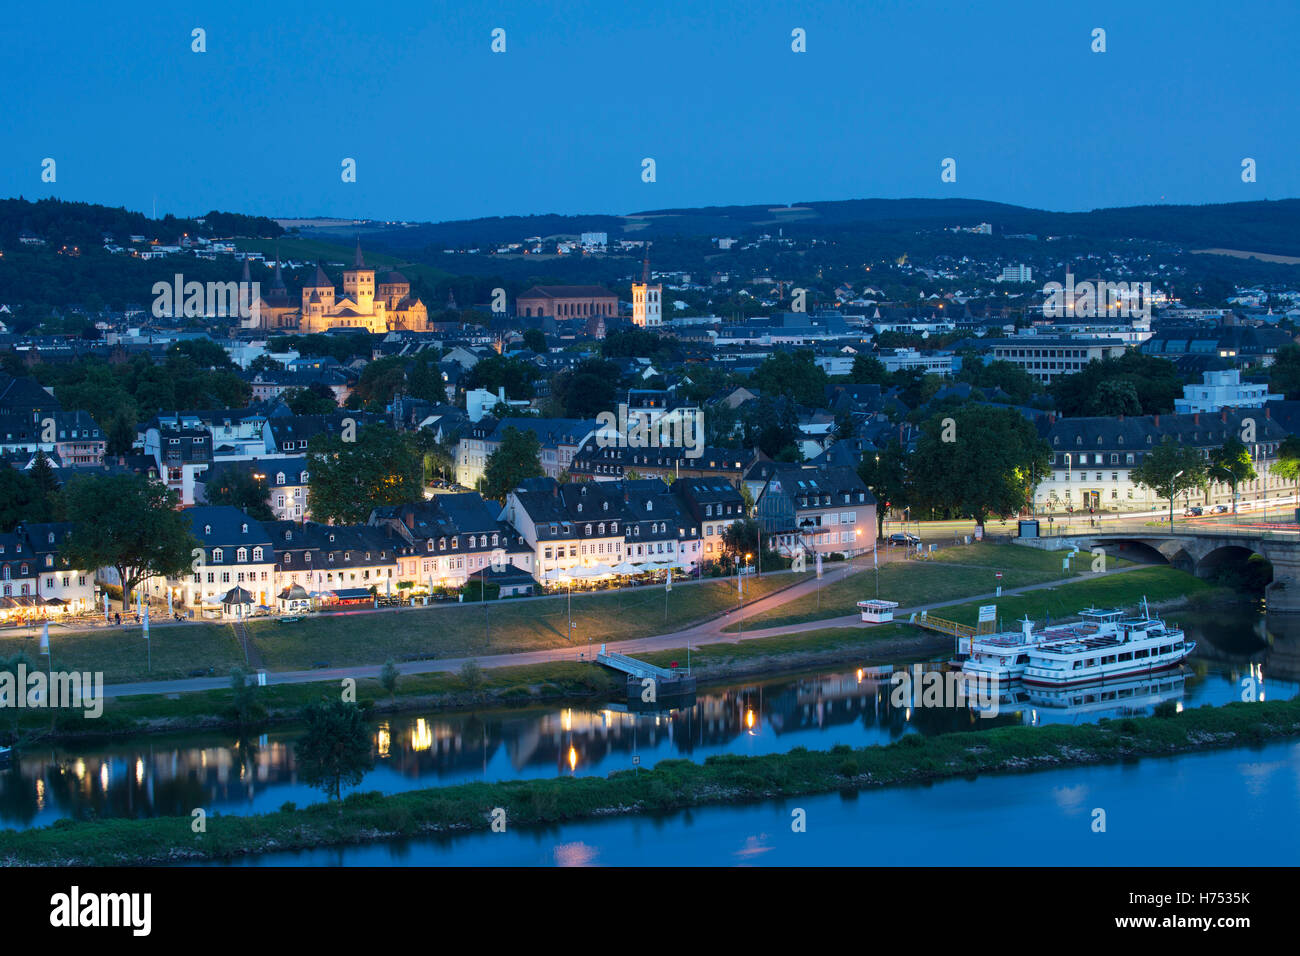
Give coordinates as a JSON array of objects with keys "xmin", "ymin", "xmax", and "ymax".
[
  {"xmin": 1118, "ymin": 652, "xmax": 1132, "ymax": 661},
  {"xmin": 1135, "ymin": 648, "xmax": 1149, "ymax": 659}
]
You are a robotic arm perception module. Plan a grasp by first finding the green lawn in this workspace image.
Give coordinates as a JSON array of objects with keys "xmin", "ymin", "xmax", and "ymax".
[
  {"xmin": 726, "ymin": 543, "xmax": 1098, "ymax": 632},
  {"xmin": 0, "ymin": 622, "xmax": 245, "ymax": 684},
  {"xmin": 5, "ymin": 575, "xmax": 808, "ymax": 683},
  {"xmin": 923, "ymin": 566, "xmax": 1216, "ymax": 632},
  {"xmin": 252, "ymin": 573, "xmax": 809, "ymax": 670}
]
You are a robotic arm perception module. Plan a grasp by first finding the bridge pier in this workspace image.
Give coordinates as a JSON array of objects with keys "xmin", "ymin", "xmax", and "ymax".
[{"xmin": 1265, "ymin": 550, "xmax": 1300, "ymax": 613}]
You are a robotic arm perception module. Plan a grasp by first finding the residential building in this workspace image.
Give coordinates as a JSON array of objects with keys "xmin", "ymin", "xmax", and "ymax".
[{"xmin": 755, "ymin": 464, "xmax": 876, "ymax": 558}]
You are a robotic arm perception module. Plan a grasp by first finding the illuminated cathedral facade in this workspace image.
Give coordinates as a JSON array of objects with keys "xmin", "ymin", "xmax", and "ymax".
[{"xmin": 244, "ymin": 240, "xmax": 429, "ymax": 333}]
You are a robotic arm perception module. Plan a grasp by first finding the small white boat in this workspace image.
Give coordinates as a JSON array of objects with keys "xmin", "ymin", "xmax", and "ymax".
[{"xmin": 1022, "ymin": 600, "xmax": 1193, "ymax": 687}]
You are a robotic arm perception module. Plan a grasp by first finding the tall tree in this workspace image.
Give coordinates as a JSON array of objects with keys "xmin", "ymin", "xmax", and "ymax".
[
  {"xmin": 1271, "ymin": 435, "xmax": 1300, "ymax": 506},
  {"xmin": 204, "ymin": 468, "xmax": 275, "ymax": 522},
  {"xmin": 750, "ymin": 349, "xmax": 828, "ymax": 406},
  {"xmin": 1209, "ymin": 436, "xmax": 1257, "ymax": 515},
  {"xmin": 60, "ymin": 474, "xmax": 198, "ymax": 609},
  {"xmin": 550, "ymin": 359, "xmax": 620, "ymax": 417},
  {"xmin": 1130, "ymin": 437, "xmax": 1210, "ymax": 525},
  {"xmin": 481, "ymin": 426, "xmax": 543, "ymax": 501},
  {"xmin": 0, "ymin": 468, "xmax": 44, "ymax": 532},
  {"xmin": 857, "ymin": 439, "xmax": 908, "ymax": 540},
  {"xmin": 307, "ymin": 425, "xmax": 423, "ymax": 524},
  {"xmin": 908, "ymin": 405, "xmax": 1050, "ymax": 530}
]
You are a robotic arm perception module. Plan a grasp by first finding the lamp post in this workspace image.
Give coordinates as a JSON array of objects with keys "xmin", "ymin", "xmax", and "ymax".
[{"xmin": 739, "ymin": 552, "xmax": 752, "ymax": 642}]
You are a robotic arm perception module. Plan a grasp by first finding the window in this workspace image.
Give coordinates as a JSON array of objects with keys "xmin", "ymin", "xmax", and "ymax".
[
  {"xmin": 212, "ymin": 548, "xmax": 223, "ymax": 563},
  {"xmin": 253, "ymin": 547, "xmax": 263, "ymax": 561},
  {"xmin": 237, "ymin": 548, "xmax": 248, "ymax": 563}
]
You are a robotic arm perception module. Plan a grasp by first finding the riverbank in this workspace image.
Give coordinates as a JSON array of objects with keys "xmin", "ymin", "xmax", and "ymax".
[
  {"xmin": 4, "ymin": 695, "xmax": 1296, "ymax": 866},
  {"xmin": 1, "ymin": 565, "xmax": 1226, "ymax": 744}
]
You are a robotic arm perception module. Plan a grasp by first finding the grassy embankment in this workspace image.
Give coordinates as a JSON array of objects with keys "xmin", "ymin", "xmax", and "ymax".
[
  {"xmin": 0, "ymin": 564, "xmax": 1211, "ymax": 741},
  {"xmin": 725, "ymin": 542, "xmax": 1138, "ymax": 632},
  {"xmin": 4, "ymin": 695, "xmax": 1296, "ymax": 866},
  {"xmin": 0, "ymin": 572, "xmax": 811, "ymax": 685}
]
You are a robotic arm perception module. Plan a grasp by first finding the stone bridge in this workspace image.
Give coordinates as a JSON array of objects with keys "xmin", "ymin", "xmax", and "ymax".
[{"xmin": 1024, "ymin": 526, "xmax": 1300, "ymax": 612}]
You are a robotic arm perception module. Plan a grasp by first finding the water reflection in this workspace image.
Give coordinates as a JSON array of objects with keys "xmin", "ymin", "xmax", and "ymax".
[{"xmin": 1, "ymin": 604, "xmax": 1296, "ymax": 830}]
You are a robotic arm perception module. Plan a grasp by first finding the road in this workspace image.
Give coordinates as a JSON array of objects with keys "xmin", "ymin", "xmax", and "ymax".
[{"xmin": 99, "ymin": 553, "xmax": 1143, "ymax": 699}]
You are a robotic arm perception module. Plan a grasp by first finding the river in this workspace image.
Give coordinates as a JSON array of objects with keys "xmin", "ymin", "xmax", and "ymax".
[{"xmin": 1, "ymin": 604, "xmax": 1296, "ymax": 835}]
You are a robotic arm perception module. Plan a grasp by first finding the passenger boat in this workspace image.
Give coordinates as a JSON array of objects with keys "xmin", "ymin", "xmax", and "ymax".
[
  {"xmin": 962, "ymin": 608, "xmax": 1124, "ymax": 684},
  {"xmin": 1021, "ymin": 600, "xmax": 1193, "ymax": 687}
]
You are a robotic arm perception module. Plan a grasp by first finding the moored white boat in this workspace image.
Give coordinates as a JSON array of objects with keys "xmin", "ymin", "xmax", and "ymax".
[
  {"xmin": 962, "ymin": 608, "xmax": 1125, "ymax": 684},
  {"xmin": 1021, "ymin": 600, "xmax": 1193, "ymax": 687}
]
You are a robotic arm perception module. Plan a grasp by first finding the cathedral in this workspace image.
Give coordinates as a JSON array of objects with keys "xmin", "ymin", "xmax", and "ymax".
[{"xmin": 242, "ymin": 239, "xmax": 429, "ymax": 333}]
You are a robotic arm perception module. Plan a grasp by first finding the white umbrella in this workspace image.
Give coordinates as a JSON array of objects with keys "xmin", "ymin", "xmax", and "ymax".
[{"xmin": 611, "ymin": 562, "xmax": 640, "ymax": 576}]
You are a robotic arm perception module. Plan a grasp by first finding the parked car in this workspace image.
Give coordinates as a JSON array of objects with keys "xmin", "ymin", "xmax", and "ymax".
[
  {"xmin": 1183, "ymin": 506, "xmax": 1203, "ymax": 517},
  {"xmin": 1210, "ymin": 504, "xmax": 1229, "ymax": 515},
  {"xmin": 888, "ymin": 532, "xmax": 920, "ymax": 546}
]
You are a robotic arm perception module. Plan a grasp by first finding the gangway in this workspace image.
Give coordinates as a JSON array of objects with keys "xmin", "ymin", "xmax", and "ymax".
[{"xmin": 595, "ymin": 645, "xmax": 696, "ymax": 698}]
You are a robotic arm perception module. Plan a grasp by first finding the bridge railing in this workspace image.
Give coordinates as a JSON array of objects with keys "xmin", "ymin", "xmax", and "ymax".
[{"xmin": 1035, "ymin": 520, "xmax": 1300, "ymax": 542}]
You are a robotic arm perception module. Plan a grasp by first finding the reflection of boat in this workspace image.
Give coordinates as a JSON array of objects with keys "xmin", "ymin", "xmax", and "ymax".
[
  {"xmin": 0, "ymin": 746, "xmax": 11, "ymax": 765},
  {"xmin": 1027, "ymin": 672, "xmax": 1186, "ymax": 715},
  {"xmin": 1023, "ymin": 600, "xmax": 1194, "ymax": 687},
  {"xmin": 963, "ymin": 608, "xmax": 1124, "ymax": 683}
]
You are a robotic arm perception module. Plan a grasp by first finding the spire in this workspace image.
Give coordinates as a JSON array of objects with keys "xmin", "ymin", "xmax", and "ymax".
[
  {"xmin": 240, "ymin": 255, "xmax": 251, "ymax": 283},
  {"xmin": 272, "ymin": 246, "xmax": 286, "ymax": 290},
  {"xmin": 641, "ymin": 243, "xmax": 651, "ymax": 284},
  {"xmin": 311, "ymin": 261, "xmax": 331, "ymax": 288},
  {"xmin": 354, "ymin": 236, "xmax": 365, "ymax": 269}
]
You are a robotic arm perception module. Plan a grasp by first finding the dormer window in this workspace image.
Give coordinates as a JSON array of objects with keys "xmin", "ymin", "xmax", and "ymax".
[
  {"xmin": 300, "ymin": 472, "xmax": 309, "ymax": 483},
  {"xmin": 276, "ymin": 472, "xmax": 285, "ymax": 485},
  {"xmin": 426, "ymin": 540, "xmax": 434, "ymax": 552},
  {"xmin": 285, "ymin": 529, "xmax": 292, "ymax": 541},
  {"xmin": 237, "ymin": 548, "xmax": 248, "ymax": 563},
  {"xmin": 47, "ymin": 532, "xmax": 54, "ymax": 544},
  {"xmin": 253, "ymin": 547, "xmax": 263, "ymax": 561},
  {"xmin": 451, "ymin": 537, "xmax": 458, "ymax": 549},
  {"xmin": 285, "ymin": 554, "xmax": 292, "ymax": 565},
  {"xmin": 204, "ymin": 524, "xmax": 212, "ymax": 535},
  {"xmin": 212, "ymin": 548, "xmax": 223, "ymax": 562},
  {"xmin": 241, "ymin": 523, "xmax": 248, "ymax": 533},
  {"xmin": 45, "ymin": 555, "xmax": 53, "ymax": 567}
]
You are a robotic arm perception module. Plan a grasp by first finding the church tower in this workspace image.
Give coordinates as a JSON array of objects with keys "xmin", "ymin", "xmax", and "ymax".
[
  {"xmin": 342, "ymin": 237, "xmax": 375, "ymax": 314},
  {"xmin": 631, "ymin": 245, "xmax": 662, "ymax": 328}
]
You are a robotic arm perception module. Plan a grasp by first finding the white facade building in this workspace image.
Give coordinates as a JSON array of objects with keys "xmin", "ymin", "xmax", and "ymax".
[{"xmin": 1173, "ymin": 368, "xmax": 1282, "ymax": 414}]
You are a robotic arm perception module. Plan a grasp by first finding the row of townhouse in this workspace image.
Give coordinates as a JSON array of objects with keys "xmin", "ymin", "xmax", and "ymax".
[
  {"xmin": 136, "ymin": 495, "xmax": 538, "ymax": 611},
  {"xmin": 0, "ymin": 522, "xmax": 97, "ymax": 620},
  {"xmin": 500, "ymin": 469, "xmax": 859, "ymax": 581},
  {"xmin": 1034, "ymin": 408, "xmax": 1292, "ymax": 513}
]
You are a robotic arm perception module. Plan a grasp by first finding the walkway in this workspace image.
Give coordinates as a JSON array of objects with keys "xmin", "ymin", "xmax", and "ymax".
[{"xmin": 98, "ymin": 558, "xmax": 1143, "ymax": 699}]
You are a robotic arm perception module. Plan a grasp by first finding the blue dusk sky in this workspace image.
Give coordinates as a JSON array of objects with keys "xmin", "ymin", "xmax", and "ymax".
[{"xmin": 3, "ymin": 0, "xmax": 1294, "ymax": 222}]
